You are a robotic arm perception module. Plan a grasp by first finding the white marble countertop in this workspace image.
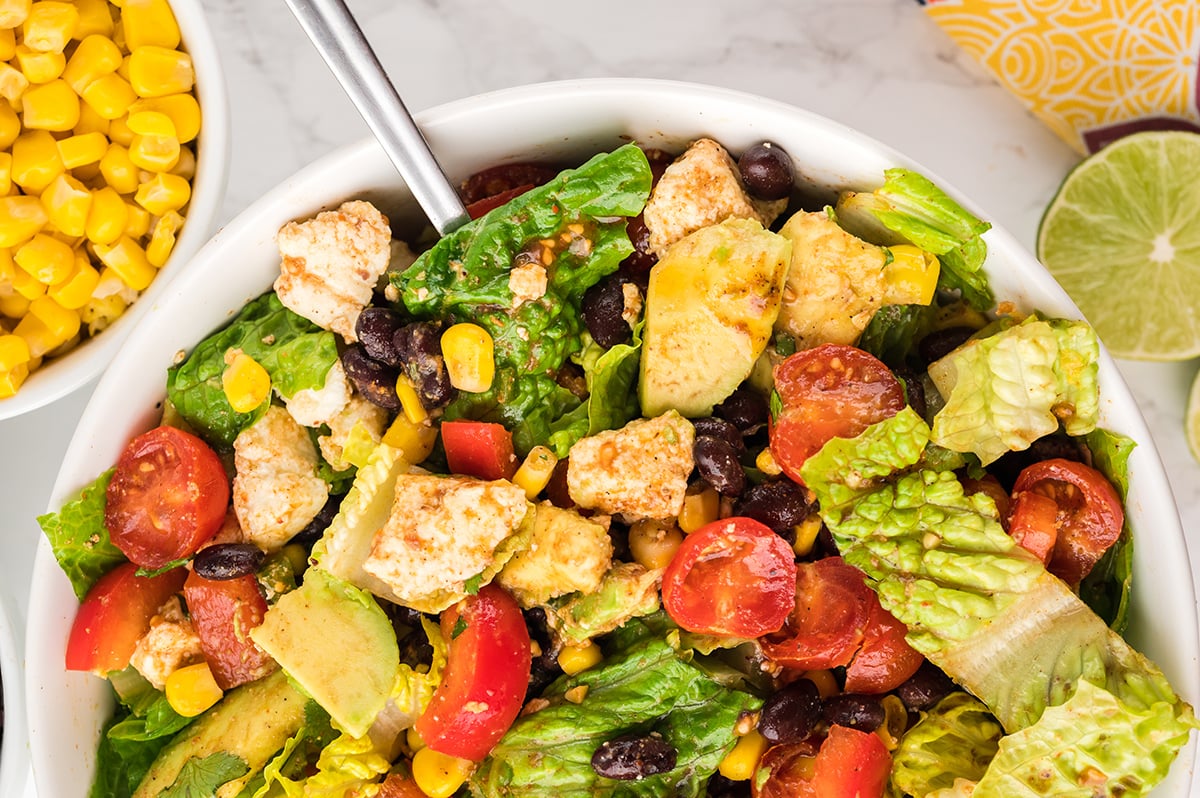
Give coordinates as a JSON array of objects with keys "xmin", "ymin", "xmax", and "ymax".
[{"xmin": 2, "ymin": 0, "xmax": 1198, "ymax": 794}]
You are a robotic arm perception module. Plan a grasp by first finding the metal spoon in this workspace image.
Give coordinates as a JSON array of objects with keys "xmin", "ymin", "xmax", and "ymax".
[{"xmin": 283, "ymin": 0, "xmax": 470, "ymax": 235}]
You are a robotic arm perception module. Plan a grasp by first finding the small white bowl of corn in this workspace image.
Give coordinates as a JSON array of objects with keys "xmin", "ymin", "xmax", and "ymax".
[{"xmin": 0, "ymin": 0, "xmax": 229, "ymax": 418}]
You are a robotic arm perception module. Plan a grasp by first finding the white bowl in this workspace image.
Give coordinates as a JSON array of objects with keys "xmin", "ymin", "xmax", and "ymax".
[
  {"xmin": 0, "ymin": 0, "xmax": 231, "ymax": 420},
  {"xmin": 25, "ymin": 79, "xmax": 1200, "ymax": 795},
  {"xmin": 1, "ymin": 591, "xmax": 28, "ymax": 798}
]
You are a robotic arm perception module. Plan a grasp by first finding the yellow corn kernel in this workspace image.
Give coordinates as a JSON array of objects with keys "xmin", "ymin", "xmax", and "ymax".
[
  {"xmin": 73, "ymin": 0, "xmax": 113, "ymax": 37},
  {"xmin": 12, "ymin": 129, "xmax": 64, "ymax": 193},
  {"xmin": 381, "ymin": 414, "xmax": 438, "ymax": 464},
  {"xmin": 131, "ymin": 93, "xmax": 200, "ymax": 143},
  {"xmin": 127, "ymin": 45, "xmax": 194, "ymax": 98},
  {"xmin": 145, "ymin": 208, "xmax": 182, "ymax": 267},
  {"xmin": 440, "ymin": 322, "xmax": 495, "ymax": 393},
  {"xmin": 0, "ymin": 333, "xmax": 30, "ymax": 370},
  {"xmin": 406, "ymin": 725, "xmax": 426, "ymax": 754},
  {"xmin": 0, "ymin": 195, "xmax": 49, "ymax": 247},
  {"xmin": 0, "ymin": 152, "xmax": 12, "ymax": 195},
  {"xmin": 126, "ymin": 108, "xmax": 176, "ymax": 137},
  {"xmin": 93, "ymin": 235, "xmax": 154, "ymax": 290},
  {"xmin": 15, "ymin": 232, "xmax": 74, "ymax": 284},
  {"xmin": 15, "ymin": 44, "xmax": 65, "ymax": 83},
  {"xmin": 882, "ymin": 244, "xmax": 940, "ymax": 306},
  {"xmin": 876, "ymin": 695, "xmax": 908, "ymax": 751},
  {"xmin": 21, "ymin": 78, "xmax": 79, "ymax": 131},
  {"xmin": 0, "ymin": 0, "xmax": 31, "ymax": 28},
  {"xmin": 0, "ymin": 360, "xmax": 27, "ymax": 396},
  {"xmin": 0, "ymin": 104, "xmax": 19, "ymax": 151},
  {"xmin": 22, "ymin": 2, "xmax": 79, "ymax": 53},
  {"xmin": 57, "ymin": 131, "xmax": 109, "ymax": 169},
  {"xmin": 73, "ymin": 100, "xmax": 110, "ymax": 137},
  {"xmin": 0, "ymin": 291, "xmax": 30, "ymax": 318},
  {"xmin": 169, "ymin": 144, "xmax": 194, "ymax": 180},
  {"xmin": 79, "ymin": 289, "xmax": 128, "ymax": 334},
  {"xmin": 122, "ymin": 0, "xmax": 180, "ymax": 50},
  {"xmin": 678, "ymin": 486, "xmax": 719, "ymax": 533},
  {"xmin": 792, "ymin": 514, "xmax": 823, "ymax": 557},
  {"xmin": 0, "ymin": 25, "xmax": 14, "ymax": 61},
  {"xmin": 86, "ymin": 186, "xmax": 128, "ymax": 245},
  {"xmin": 411, "ymin": 747, "xmax": 473, "ymax": 798},
  {"xmin": 0, "ymin": 62, "xmax": 29, "ymax": 104},
  {"xmin": 98, "ymin": 142, "xmax": 139, "ymax": 193},
  {"xmin": 755, "ymin": 447, "xmax": 782, "ymax": 477},
  {"xmin": 106, "ymin": 111, "xmax": 134, "ymax": 146},
  {"xmin": 48, "ymin": 254, "xmax": 99, "ymax": 309},
  {"xmin": 10, "ymin": 260, "xmax": 45, "ymax": 299},
  {"xmin": 116, "ymin": 51, "xmax": 130, "ymax": 80},
  {"xmin": 81, "ymin": 71, "xmax": 136, "ymax": 119},
  {"xmin": 557, "ymin": 641, "xmax": 602, "ymax": 676},
  {"xmin": 628, "ymin": 518, "xmax": 684, "ymax": 571},
  {"xmin": 62, "ymin": 34, "xmax": 123, "ymax": 94},
  {"xmin": 512, "ymin": 445, "xmax": 558, "ymax": 500},
  {"xmin": 129, "ymin": 130, "xmax": 180, "ymax": 173},
  {"xmin": 164, "ymin": 662, "xmax": 223, "ymax": 718},
  {"xmin": 14, "ymin": 303, "xmax": 61, "ymax": 356},
  {"xmin": 395, "ymin": 373, "xmax": 427, "ymax": 424},
  {"xmin": 718, "ymin": 729, "xmax": 769, "ymax": 781},
  {"xmin": 28, "ymin": 293, "xmax": 78, "ymax": 340},
  {"xmin": 41, "ymin": 173, "xmax": 93, "ymax": 237},
  {"xmin": 222, "ymin": 349, "xmax": 271, "ymax": 413},
  {"xmin": 802, "ymin": 669, "xmax": 840, "ymax": 698},
  {"xmin": 123, "ymin": 201, "xmax": 149, "ymax": 238}
]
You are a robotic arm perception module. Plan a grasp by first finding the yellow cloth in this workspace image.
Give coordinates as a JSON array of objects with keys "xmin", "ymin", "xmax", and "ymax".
[{"xmin": 923, "ymin": 0, "xmax": 1200, "ymax": 154}]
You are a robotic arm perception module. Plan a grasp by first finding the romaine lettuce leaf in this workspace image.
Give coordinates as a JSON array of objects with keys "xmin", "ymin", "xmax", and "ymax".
[
  {"xmin": 890, "ymin": 693, "xmax": 1002, "ymax": 797},
  {"xmin": 37, "ymin": 469, "xmax": 126, "ymax": 600},
  {"xmin": 91, "ymin": 709, "xmax": 181, "ymax": 798},
  {"xmin": 166, "ymin": 292, "xmax": 339, "ymax": 448},
  {"xmin": 1079, "ymin": 428, "xmax": 1135, "ymax": 631}
]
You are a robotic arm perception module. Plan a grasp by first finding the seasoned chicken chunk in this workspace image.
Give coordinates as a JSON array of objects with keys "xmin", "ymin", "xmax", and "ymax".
[
  {"xmin": 362, "ymin": 474, "xmax": 532, "ymax": 613},
  {"xmin": 233, "ymin": 405, "xmax": 330, "ymax": 552},
  {"xmin": 497, "ymin": 503, "xmax": 613, "ymax": 607},
  {"xmin": 643, "ymin": 138, "xmax": 788, "ymax": 257},
  {"xmin": 274, "ymin": 200, "xmax": 392, "ymax": 342},
  {"xmin": 567, "ymin": 411, "xmax": 695, "ymax": 520},
  {"xmin": 129, "ymin": 597, "xmax": 204, "ymax": 690}
]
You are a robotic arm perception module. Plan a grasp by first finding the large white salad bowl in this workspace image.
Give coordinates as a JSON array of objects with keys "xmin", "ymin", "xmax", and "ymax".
[{"xmin": 24, "ymin": 79, "xmax": 1199, "ymax": 796}]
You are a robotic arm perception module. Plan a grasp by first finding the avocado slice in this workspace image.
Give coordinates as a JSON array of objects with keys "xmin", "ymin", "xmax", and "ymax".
[
  {"xmin": 250, "ymin": 568, "xmax": 400, "ymax": 738},
  {"xmin": 638, "ymin": 218, "xmax": 791, "ymax": 418},
  {"xmin": 133, "ymin": 669, "xmax": 307, "ymax": 798}
]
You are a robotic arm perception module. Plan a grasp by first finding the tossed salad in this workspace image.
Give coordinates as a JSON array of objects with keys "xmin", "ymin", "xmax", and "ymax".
[{"xmin": 40, "ymin": 136, "xmax": 1197, "ymax": 798}]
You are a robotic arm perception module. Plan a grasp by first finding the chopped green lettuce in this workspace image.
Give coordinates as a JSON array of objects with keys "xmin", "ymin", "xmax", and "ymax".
[
  {"xmin": 91, "ymin": 709, "xmax": 181, "ymax": 798},
  {"xmin": 37, "ymin": 468, "xmax": 126, "ymax": 600},
  {"xmin": 395, "ymin": 144, "xmax": 652, "ymax": 455},
  {"xmin": 856, "ymin": 303, "xmax": 932, "ymax": 368},
  {"xmin": 890, "ymin": 693, "xmax": 1002, "ymax": 797},
  {"xmin": 166, "ymin": 292, "xmax": 339, "ymax": 448},
  {"xmin": 928, "ymin": 317, "xmax": 1100, "ymax": 464},
  {"xmin": 1079, "ymin": 428, "xmax": 1136, "ymax": 631}
]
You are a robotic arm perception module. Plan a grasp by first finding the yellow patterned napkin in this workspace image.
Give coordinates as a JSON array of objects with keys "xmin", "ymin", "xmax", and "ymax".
[{"xmin": 921, "ymin": 0, "xmax": 1200, "ymax": 154}]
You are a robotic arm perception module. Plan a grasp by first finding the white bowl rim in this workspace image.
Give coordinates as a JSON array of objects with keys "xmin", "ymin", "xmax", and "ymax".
[
  {"xmin": 25, "ymin": 76, "xmax": 1200, "ymax": 795},
  {"xmin": 0, "ymin": 0, "xmax": 232, "ymax": 421}
]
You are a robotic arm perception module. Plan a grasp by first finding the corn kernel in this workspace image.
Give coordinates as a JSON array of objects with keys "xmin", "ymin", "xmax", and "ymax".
[
  {"xmin": 9, "ymin": 260, "xmax": 45, "ymax": 299},
  {"xmin": 14, "ymin": 303, "xmax": 61, "ymax": 356},
  {"xmin": 169, "ymin": 144, "xmax": 194, "ymax": 179},
  {"xmin": 512, "ymin": 445, "xmax": 558, "ymax": 500},
  {"xmin": 123, "ymin": 200, "xmax": 149, "ymax": 237},
  {"xmin": 86, "ymin": 186, "xmax": 128, "ymax": 245},
  {"xmin": 15, "ymin": 44, "xmax": 65, "ymax": 83},
  {"xmin": 0, "ymin": 24, "xmax": 14, "ymax": 61},
  {"xmin": 792, "ymin": 515, "xmax": 823, "ymax": 557},
  {"xmin": 73, "ymin": 100, "xmax": 110, "ymax": 137},
  {"xmin": 755, "ymin": 447, "xmax": 782, "ymax": 477},
  {"xmin": 876, "ymin": 695, "xmax": 908, "ymax": 751},
  {"xmin": 122, "ymin": 0, "xmax": 180, "ymax": 50},
  {"xmin": 128, "ymin": 45, "xmax": 193, "ymax": 97},
  {"xmin": 145, "ymin": 208, "xmax": 182, "ymax": 267},
  {"xmin": 0, "ymin": 152, "xmax": 12, "ymax": 195},
  {"xmin": 406, "ymin": 725, "xmax": 425, "ymax": 754},
  {"xmin": 556, "ymin": 641, "xmax": 602, "ymax": 675},
  {"xmin": 222, "ymin": 349, "xmax": 271, "ymax": 413},
  {"xmin": 883, "ymin": 244, "xmax": 940, "ymax": 306},
  {"xmin": 126, "ymin": 108, "xmax": 175, "ymax": 137},
  {"xmin": 411, "ymin": 747, "xmax": 473, "ymax": 798},
  {"xmin": 0, "ymin": 360, "xmax": 27, "ymax": 396},
  {"xmin": 57, "ymin": 131, "xmax": 109, "ymax": 169},
  {"xmin": 28, "ymin": 293, "xmax": 78, "ymax": 339},
  {"xmin": 628, "ymin": 518, "xmax": 684, "ymax": 571},
  {"xmin": 21, "ymin": 78, "xmax": 79, "ymax": 131},
  {"xmin": 129, "ymin": 130, "xmax": 180, "ymax": 172},
  {"xmin": 79, "ymin": 289, "xmax": 128, "ymax": 334},
  {"xmin": 165, "ymin": 662, "xmax": 223, "ymax": 718},
  {"xmin": 131, "ymin": 92, "xmax": 200, "ymax": 142},
  {"xmin": 0, "ymin": 62, "xmax": 29, "ymax": 103},
  {"xmin": 81, "ymin": 71, "xmax": 136, "ymax": 119},
  {"xmin": 395, "ymin": 373, "xmax": 427, "ymax": 424},
  {"xmin": 22, "ymin": 2, "xmax": 79, "ymax": 53},
  {"xmin": 98, "ymin": 142, "xmax": 139, "ymax": 193},
  {"xmin": 41, "ymin": 173, "xmax": 92, "ymax": 236},
  {"xmin": 0, "ymin": 195, "xmax": 49, "ymax": 247},
  {"xmin": 678, "ymin": 486, "xmax": 719, "ymax": 533},
  {"xmin": 718, "ymin": 729, "xmax": 768, "ymax": 781},
  {"xmin": 15, "ymin": 232, "xmax": 73, "ymax": 284},
  {"xmin": 12, "ymin": 129, "xmax": 64, "ymax": 193},
  {"xmin": 106, "ymin": 112, "xmax": 134, "ymax": 146},
  {"xmin": 0, "ymin": 291, "xmax": 29, "ymax": 318},
  {"xmin": 0, "ymin": 333, "xmax": 30, "ymax": 370},
  {"xmin": 73, "ymin": 0, "xmax": 113, "ymax": 37},
  {"xmin": 62, "ymin": 34, "xmax": 123, "ymax": 94},
  {"xmin": 93, "ymin": 235, "xmax": 154, "ymax": 290},
  {"xmin": 48, "ymin": 254, "xmax": 99, "ymax": 309},
  {"xmin": 381, "ymin": 415, "xmax": 438, "ymax": 464},
  {"xmin": 0, "ymin": 0, "xmax": 31, "ymax": 28},
  {"xmin": 802, "ymin": 669, "xmax": 840, "ymax": 698},
  {"xmin": 0, "ymin": 104, "xmax": 18, "ymax": 151},
  {"xmin": 440, "ymin": 322, "xmax": 495, "ymax": 393}
]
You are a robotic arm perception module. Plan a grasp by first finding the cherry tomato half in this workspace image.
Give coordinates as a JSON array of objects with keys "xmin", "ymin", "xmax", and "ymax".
[
  {"xmin": 441, "ymin": 421, "xmax": 518, "ymax": 482},
  {"xmin": 754, "ymin": 727, "xmax": 891, "ymax": 798},
  {"xmin": 1010, "ymin": 458, "xmax": 1124, "ymax": 585},
  {"xmin": 769, "ymin": 345, "xmax": 905, "ymax": 484},
  {"xmin": 761, "ymin": 557, "xmax": 872, "ymax": 671},
  {"xmin": 843, "ymin": 596, "xmax": 924, "ymax": 695},
  {"xmin": 415, "ymin": 584, "xmax": 532, "ymax": 761},
  {"xmin": 66, "ymin": 562, "xmax": 187, "ymax": 674},
  {"xmin": 661, "ymin": 517, "xmax": 797, "ymax": 638},
  {"xmin": 105, "ymin": 426, "xmax": 230, "ymax": 569},
  {"xmin": 184, "ymin": 570, "xmax": 276, "ymax": 690}
]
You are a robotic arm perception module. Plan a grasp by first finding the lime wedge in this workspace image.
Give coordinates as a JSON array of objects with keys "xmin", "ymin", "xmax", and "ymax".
[
  {"xmin": 1037, "ymin": 131, "xmax": 1200, "ymax": 361},
  {"xmin": 1188, "ymin": 368, "xmax": 1200, "ymax": 464}
]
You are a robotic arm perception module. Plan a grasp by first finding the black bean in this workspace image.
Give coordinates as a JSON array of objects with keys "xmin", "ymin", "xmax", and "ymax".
[
  {"xmin": 619, "ymin": 215, "xmax": 657, "ymax": 280},
  {"xmin": 341, "ymin": 345, "xmax": 402, "ymax": 410},
  {"xmin": 523, "ymin": 608, "xmax": 563, "ymax": 701},
  {"xmin": 822, "ymin": 694, "xmax": 885, "ymax": 732},
  {"xmin": 591, "ymin": 733, "xmax": 677, "ymax": 780},
  {"xmin": 738, "ymin": 142, "xmax": 794, "ymax": 201},
  {"xmin": 990, "ymin": 434, "xmax": 1090, "ymax": 491},
  {"xmin": 694, "ymin": 436, "xmax": 746, "ymax": 497},
  {"xmin": 704, "ymin": 773, "xmax": 751, "ymax": 798},
  {"xmin": 918, "ymin": 325, "xmax": 976, "ymax": 365},
  {"xmin": 714, "ymin": 387, "xmax": 769, "ymax": 435},
  {"xmin": 895, "ymin": 661, "xmax": 956, "ymax": 712},
  {"xmin": 355, "ymin": 307, "xmax": 407, "ymax": 367},
  {"xmin": 394, "ymin": 322, "xmax": 455, "ymax": 409},
  {"xmin": 735, "ymin": 480, "xmax": 810, "ymax": 537},
  {"xmin": 894, "ymin": 367, "xmax": 927, "ymax": 420},
  {"xmin": 582, "ymin": 275, "xmax": 636, "ymax": 349},
  {"xmin": 193, "ymin": 543, "xmax": 265, "ymax": 580},
  {"xmin": 290, "ymin": 494, "xmax": 341, "ymax": 545},
  {"xmin": 758, "ymin": 679, "xmax": 822, "ymax": 745},
  {"xmin": 691, "ymin": 417, "xmax": 745, "ymax": 453}
]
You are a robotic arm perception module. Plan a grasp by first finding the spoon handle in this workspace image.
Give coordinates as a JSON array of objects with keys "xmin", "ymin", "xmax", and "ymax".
[{"xmin": 284, "ymin": 0, "xmax": 470, "ymax": 235}]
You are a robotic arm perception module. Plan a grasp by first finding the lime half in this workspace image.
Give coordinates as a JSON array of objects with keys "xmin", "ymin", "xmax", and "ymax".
[
  {"xmin": 1037, "ymin": 131, "xmax": 1200, "ymax": 361},
  {"xmin": 1188, "ymin": 368, "xmax": 1200, "ymax": 464}
]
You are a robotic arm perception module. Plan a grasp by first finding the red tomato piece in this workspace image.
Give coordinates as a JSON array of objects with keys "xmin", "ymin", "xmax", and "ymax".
[
  {"xmin": 459, "ymin": 163, "xmax": 560, "ymax": 205},
  {"xmin": 662, "ymin": 517, "xmax": 797, "ymax": 638},
  {"xmin": 761, "ymin": 557, "xmax": 873, "ymax": 670},
  {"xmin": 466, "ymin": 184, "xmax": 536, "ymax": 219},
  {"xmin": 962, "ymin": 474, "xmax": 1012, "ymax": 528},
  {"xmin": 66, "ymin": 562, "xmax": 187, "ymax": 674},
  {"xmin": 753, "ymin": 742, "xmax": 820, "ymax": 798},
  {"xmin": 105, "ymin": 426, "xmax": 230, "ymax": 569},
  {"xmin": 441, "ymin": 420, "xmax": 519, "ymax": 482},
  {"xmin": 1008, "ymin": 490, "xmax": 1058, "ymax": 564},
  {"xmin": 415, "ymin": 584, "xmax": 532, "ymax": 761},
  {"xmin": 810, "ymin": 726, "xmax": 892, "ymax": 798},
  {"xmin": 1011, "ymin": 458, "xmax": 1124, "ymax": 585},
  {"xmin": 183, "ymin": 570, "xmax": 275, "ymax": 690},
  {"xmin": 375, "ymin": 774, "xmax": 428, "ymax": 798},
  {"xmin": 843, "ymin": 597, "xmax": 924, "ymax": 695},
  {"xmin": 769, "ymin": 345, "xmax": 905, "ymax": 484}
]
